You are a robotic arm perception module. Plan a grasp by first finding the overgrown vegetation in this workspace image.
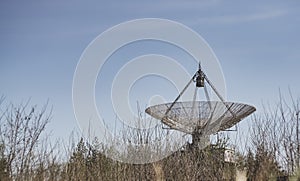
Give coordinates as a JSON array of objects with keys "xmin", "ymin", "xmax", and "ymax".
[
  {"xmin": 244, "ymin": 92, "xmax": 300, "ymax": 180},
  {"xmin": 0, "ymin": 94, "xmax": 299, "ymax": 180}
]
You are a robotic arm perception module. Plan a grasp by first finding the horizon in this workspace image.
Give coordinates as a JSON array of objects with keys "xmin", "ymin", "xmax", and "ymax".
[{"xmin": 0, "ymin": 1, "xmax": 299, "ymax": 153}]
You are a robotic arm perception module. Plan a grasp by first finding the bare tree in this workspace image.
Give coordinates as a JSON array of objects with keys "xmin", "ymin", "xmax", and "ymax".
[
  {"xmin": 0, "ymin": 99, "xmax": 51, "ymax": 179},
  {"xmin": 248, "ymin": 91, "xmax": 300, "ymax": 179}
]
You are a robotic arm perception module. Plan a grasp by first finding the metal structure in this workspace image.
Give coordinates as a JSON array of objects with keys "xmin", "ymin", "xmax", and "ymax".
[
  {"xmin": 145, "ymin": 64, "xmax": 256, "ymax": 146},
  {"xmin": 145, "ymin": 101, "xmax": 255, "ymax": 134}
]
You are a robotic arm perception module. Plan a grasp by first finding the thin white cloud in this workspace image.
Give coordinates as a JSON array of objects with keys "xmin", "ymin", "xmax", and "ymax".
[
  {"xmin": 110, "ymin": 0, "xmax": 222, "ymax": 15},
  {"xmin": 196, "ymin": 10, "xmax": 288, "ymax": 24}
]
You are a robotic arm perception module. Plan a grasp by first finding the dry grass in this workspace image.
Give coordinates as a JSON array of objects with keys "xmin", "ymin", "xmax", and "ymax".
[{"xmin": 0, "ymin": 94, "xmax": 299, "ymax": 180}]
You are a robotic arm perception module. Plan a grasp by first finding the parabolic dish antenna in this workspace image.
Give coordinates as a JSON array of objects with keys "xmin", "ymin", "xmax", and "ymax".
[
  {"xmin": 146, "ymin": 101, "xmax": 255, "ymax": 135},
  {"xmin": 145, "ymin": 64, "xmax": 256, "ymax": 146}
]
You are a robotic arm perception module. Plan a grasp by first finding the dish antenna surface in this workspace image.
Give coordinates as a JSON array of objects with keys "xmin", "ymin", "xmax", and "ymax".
[{"xmin": 145, "ymin": 64, "xmax": 256, "ymax": 147}]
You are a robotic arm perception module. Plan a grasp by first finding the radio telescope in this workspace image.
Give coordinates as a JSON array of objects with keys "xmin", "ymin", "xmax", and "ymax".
[{"xmin": 145, "ymin": 64, "xmax": 256, "ymax": 147}]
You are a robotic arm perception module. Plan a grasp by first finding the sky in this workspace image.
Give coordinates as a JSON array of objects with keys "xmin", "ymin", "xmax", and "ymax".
[{"xmin": 0, "ymin": 0, "xmax": 300, "ymax": 144}]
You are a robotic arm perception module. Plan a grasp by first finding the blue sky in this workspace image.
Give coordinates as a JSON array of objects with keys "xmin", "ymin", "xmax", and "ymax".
[{"xmin": 1, "ymin": 0, "xmax": 300, "ymax": 142}]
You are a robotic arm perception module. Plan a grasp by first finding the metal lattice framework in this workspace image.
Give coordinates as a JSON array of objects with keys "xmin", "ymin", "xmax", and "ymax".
[
  {"xmin": 145, "ymin": 101, "xmax": 256, "ymax": 134},
  {"xmin": 145, "ymin": 64, "xmax": 256, "ymax": 137}
]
